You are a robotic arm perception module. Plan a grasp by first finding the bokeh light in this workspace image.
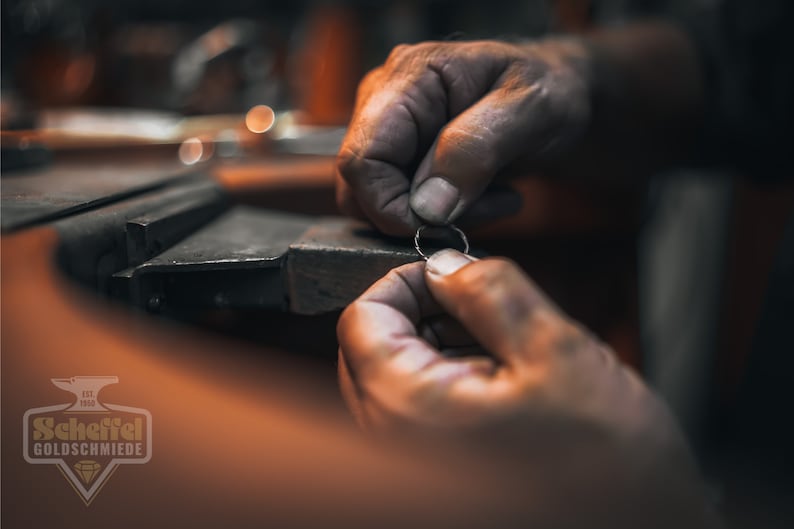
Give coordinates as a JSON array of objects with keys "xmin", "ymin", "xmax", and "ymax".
[
  {"xmin": 245, "ymin": 105, "xmax": 275, "ymax": 134},
  {"xmin": 179, "ymin": 137, "xmax": 214, "ymax": 165}
]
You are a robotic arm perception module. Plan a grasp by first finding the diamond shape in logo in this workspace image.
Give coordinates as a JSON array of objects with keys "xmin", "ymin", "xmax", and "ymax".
[{"xmin": 74, "ymin": 460, "xmax": 102, "ymax": 484}]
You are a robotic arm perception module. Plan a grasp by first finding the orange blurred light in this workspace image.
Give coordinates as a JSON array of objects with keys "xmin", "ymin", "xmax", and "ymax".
[
  {"xmin": 179, "ymin": 137, "xmax": 209, "ymax": 165},
  {"xmin": 245, "ymin": 105, "xmax": 275, "ymax": 134}
]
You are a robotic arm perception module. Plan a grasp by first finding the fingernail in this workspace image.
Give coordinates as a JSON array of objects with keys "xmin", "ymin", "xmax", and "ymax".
[
  {"xmin": 426, "ymin": 249, "xmax": 476, "ymax": 276},
  {"xmin": 410, "ymin": 176, "xmax": 459, "ymax": 224}
]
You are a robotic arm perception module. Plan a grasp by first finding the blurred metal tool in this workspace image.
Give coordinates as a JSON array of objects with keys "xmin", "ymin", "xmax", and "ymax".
[{"xmin": 171, "ymin": 19, "xmax": 261, "ymax": 110}]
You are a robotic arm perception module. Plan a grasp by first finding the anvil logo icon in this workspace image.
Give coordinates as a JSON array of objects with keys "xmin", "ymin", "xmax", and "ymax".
[{"xmin": 23, "ymin": 376, "xmax": 152, "ymax": 505}]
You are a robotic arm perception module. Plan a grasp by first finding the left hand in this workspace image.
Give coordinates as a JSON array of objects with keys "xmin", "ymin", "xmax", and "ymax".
[{"xmin": 335, "ymin": 39, "xmax": 591, "ymax": 235}]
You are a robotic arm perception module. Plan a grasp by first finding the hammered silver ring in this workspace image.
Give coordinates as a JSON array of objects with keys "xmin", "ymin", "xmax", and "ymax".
[{"xmin": 414, "ymin": 224, "xmax": 470, "ymax": 260}]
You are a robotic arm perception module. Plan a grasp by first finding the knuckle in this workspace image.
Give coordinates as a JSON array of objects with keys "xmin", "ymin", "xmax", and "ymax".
[
  {"xmin": 335, "ymin": 148, "xmax": 366, "ymax": 184},
  {"xmin": 335, "ymin": 148, "xmax": 355, "ymax": 174},
  {"xmin": 360, "ymin": 67, "xmax": 381, "ymax": 86},
  {"xmin": 512, "ymin": 62, "xmax": 539, "ymax": 84},
  {"xmin": 386, "ymin": 43, "xmax": 411, "ymax": 63},
  {"xmin": 356, "ymin": 68, "xmax": 381, "ymax": 98},
  {"xmin": 386, "ymin": 41, "xmax": 444, "ymax": 68},
  {"xmin": 386, "ymin": 43, "xmax": 425, "ymax": 66}
]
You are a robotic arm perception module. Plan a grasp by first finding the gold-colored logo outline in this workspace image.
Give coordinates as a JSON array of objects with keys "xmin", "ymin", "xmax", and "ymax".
[{"xmin": 23, "ymin": 377, "xmax": 152, "ymax": 506}]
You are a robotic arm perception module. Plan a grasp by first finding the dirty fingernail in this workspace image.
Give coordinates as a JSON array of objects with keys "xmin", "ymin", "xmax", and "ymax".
[
  {"xmin": 426, "ymin": 249, "xmax": 477, "ymax": 276},
  {"xmin": 410, "ymin": 176, "xmax": 459, "ymax": 224}
]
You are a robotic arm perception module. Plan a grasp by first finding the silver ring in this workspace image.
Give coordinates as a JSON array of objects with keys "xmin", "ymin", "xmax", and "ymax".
[{"xmin": 414, "ymin": 224, "xmax": 470, "ymax": 260}]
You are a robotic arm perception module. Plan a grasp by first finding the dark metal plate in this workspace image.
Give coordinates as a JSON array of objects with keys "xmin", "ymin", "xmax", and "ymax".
[{"xmin": 1, "ymin": 161, "xmax": 198, "ymax": 231}]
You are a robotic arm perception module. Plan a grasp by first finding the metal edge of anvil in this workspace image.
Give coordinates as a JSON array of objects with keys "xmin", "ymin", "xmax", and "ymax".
[
  {"xmin": 114, "ymin": 211, "xmax": 424, "ymax": 314},
  {"xmin": 1, "ymin": 162, "xmax": 202, "ymax": 233},
  {"xmin": 115, "ymin": 206, "xmax": 317, "ymax": 278},
  {"xmin": 284, "ymin": 218, "xmax": 422, "ymax": 315}
]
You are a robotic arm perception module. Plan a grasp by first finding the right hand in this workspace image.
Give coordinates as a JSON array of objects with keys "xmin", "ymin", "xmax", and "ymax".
[
  {"xmin": 337, "ymin": 250, "xmax": 688, "ymax": 449},
  {"xmin": 335, "ymin": 39, "xmax": 593, "ymax": 235},
  {"xmin": 337, "ymin": 250, "xmax": 720, "ymax": 527}
]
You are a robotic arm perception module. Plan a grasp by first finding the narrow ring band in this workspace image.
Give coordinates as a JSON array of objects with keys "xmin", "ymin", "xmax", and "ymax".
[{"xmin": 414, "ymin": 224, "xmax": 470, "ymax": 261}]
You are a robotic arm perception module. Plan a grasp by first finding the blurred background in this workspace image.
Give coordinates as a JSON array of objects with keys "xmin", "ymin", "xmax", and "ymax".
[
  {"xmin": 0, "ymin": 0, "xmax": 567, "ymax": 124},
  {"xmin": 2, "ymin": 2, "xmax": 792, "ymax": 526}
]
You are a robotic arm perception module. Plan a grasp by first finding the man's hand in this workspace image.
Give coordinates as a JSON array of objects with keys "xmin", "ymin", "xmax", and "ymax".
[
  {"xmin": 335, "ymin": 40, "xmax": 591, "ymax": 235},
  {"xmin": 338, "ymin": 249, "xmax": 681, "ymax": 444},
  {"xmin": 336, "ymin": 25, "xmax": 703, "ymax": 236},
  {"xmin": 337, "ymin": 250, "xmax": 719, "ymax": 527}
]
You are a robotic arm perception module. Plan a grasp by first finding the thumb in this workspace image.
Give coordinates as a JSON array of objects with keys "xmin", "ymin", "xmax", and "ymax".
[
  {"xmin": 424, "ymin": 249, "xmax": 560, "ymax": 367},
  {"xmin": 409, "ymin": 75, "xmax": 553, "ymax": 224},
  {"xmin": 408, "ymin": 88, "xmax": 515, "ymax": 224},
  {"xmin": 409, "ymin": 52, "xmax": 588, "ymax": 225}
]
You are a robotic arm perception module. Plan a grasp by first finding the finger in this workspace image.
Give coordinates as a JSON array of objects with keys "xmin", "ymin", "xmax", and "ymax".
[
  {"xmin": 337, "ymin": 262, "xmax": 501, "ymax": 424},
  {"xmin": 336, "ymin": 62, "xmax": 450, "ymax": 235},
  {"xmin": 407, "ymin": 82, "xmax": 534, "ymax": 223},
  {"xmin": 418, "ymin": 314, "xmax": 476, "ymax": 349},
  {"xmin": 409, "ymin": 62, "xmax": 586, "ymax": 224},
  {"xmin": 335, "ymin": 170, "xmax": 368, "ymax": 220},
  {"xmin": 337, "ymin": 262, "xmax": 439, "ymax": 384},
  {"xmin": 337, "ymin": 148, "xmax": 422, "ymax": 235},
  {"xmin": 424, "ymin": 250, "xmax": 562, "ymax": 366}
]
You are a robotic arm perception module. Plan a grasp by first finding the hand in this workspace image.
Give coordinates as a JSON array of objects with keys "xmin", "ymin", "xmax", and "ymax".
[
  {"xmin": 337, "ymin": 250, "xmax": 717, "ymax": 526},
  {"xmin": 338, "ymin": 249, "xmax": 677, "ymax": 439},
  {"xmin": 335, "ymin": 39, "xmax": 592, "ymax": 235}
]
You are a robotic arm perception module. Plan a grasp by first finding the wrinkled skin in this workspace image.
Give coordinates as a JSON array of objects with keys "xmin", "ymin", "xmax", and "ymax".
[
  {"xmin": 335, "ymin": 31, "xmax": 716, "ymax": 526},
  {"xmin": 335, "ymin": 40, "xmax": 591, "ymax": 235},
  {"xmin": 338, "ymin": 250, "xmax": 684, "ymax": 447},
  {"xmin": 337, "ymin": 250, "xmax": 718, "ymax": 527}
]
